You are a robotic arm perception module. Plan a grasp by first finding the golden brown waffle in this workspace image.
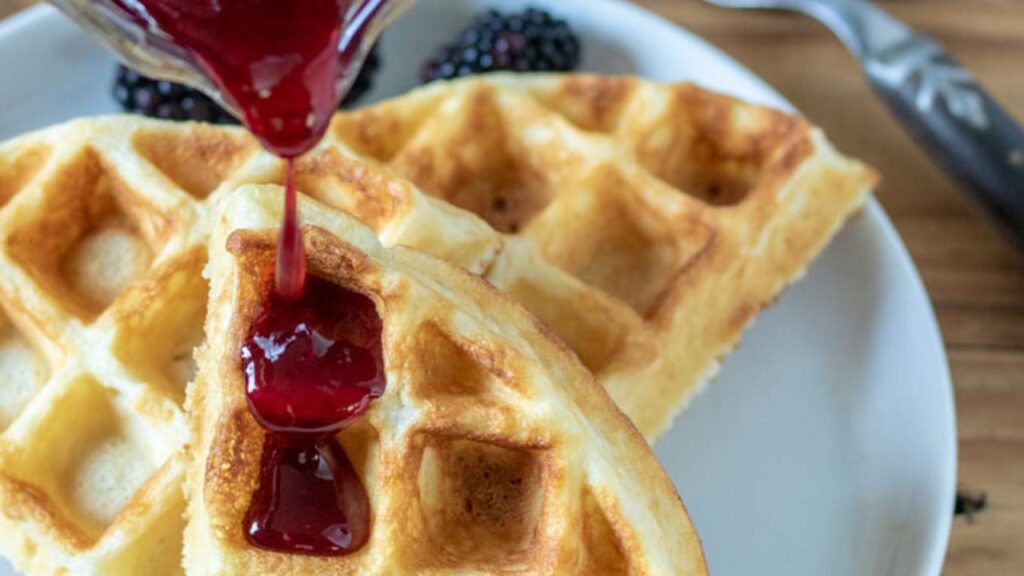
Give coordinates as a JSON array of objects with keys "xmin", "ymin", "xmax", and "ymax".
[
  {"xmin": 185, "ymin": 184, "xmax": 705, "ymax": 574},
  {"xmin": 0, "ymin": 73, "xmax": 871, "ymax": 574},
  {"xmin": 325, "ymin": 74, "xmax": 876, "ymax": 439},
  {"xmin": 0, "ymin": 120, "xmax": 203, "ymax": 574}
]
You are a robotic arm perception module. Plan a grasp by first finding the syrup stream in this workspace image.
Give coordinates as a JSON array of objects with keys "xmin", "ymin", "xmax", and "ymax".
[
  {"xmin": 276, "ymin": 160, "xmax": 306, "ymax": 301},
  {"xmin": 244, "ymin": 435, "xmax": 370, "ymax": 555}
]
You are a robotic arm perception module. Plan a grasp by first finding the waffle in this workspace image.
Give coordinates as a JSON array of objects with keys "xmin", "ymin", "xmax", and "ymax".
[
  {"xmin": 0, "ymin": 121, "xmax": 201, "ymax": 574},
  {"xmin": 327, "ymin": 74, "xmax": 876, "ymax": 439},
  {"xmin": 0, "ymin": 73, "xmax": 871, "ymax": 574},
  {"xmin": 183, "ymin": 184, "xmax": 706, "ymax": 574}
]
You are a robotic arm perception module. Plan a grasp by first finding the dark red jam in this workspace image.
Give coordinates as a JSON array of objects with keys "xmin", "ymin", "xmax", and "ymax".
[
  {"xmin": 241, "ymin": 275, "xmax": 385, "ymax": 435},
  {"xmin": 244, "ymin": 435, "xmax": 370, "ymax": 555},
  {"xmin": 239, "ymin": 274, "xmax": 385, "ymax": 556}
]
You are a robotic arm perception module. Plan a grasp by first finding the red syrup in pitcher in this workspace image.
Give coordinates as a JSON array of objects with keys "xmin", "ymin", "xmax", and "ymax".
[
  {"xmin": 109, "ymin": 0, "xmax": 396, "ymax": 556},
  {"xmin": 109, "ymin": 0, "xmax": 393, "ymax": 296},
  {"xmin": 109, "ymin": 0, "xmax": 387, "ymax": 157}
]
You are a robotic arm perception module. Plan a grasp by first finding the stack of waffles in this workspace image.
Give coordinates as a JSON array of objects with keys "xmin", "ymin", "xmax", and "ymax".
[{"xmin": 0, "ymin": 74, "xmax": 874, "ymax": 574}]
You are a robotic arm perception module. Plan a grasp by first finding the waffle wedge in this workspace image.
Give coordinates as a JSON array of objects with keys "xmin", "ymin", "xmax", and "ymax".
[
  {"xmin": 0, "ymin": 73, "xmax": 872, "ymax": 574},
  {"xmin": 184, "ymin": 184, "xmax": 705, "ymax": 574},
  {"xmin": 325, "ymin": 74, "xmax": 876, "ymax": 439}
]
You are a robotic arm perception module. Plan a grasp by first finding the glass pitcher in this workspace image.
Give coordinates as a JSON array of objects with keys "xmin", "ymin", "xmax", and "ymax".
[{"xmin": 47, "ymin": 0, "xmax": 415, "ymax": 120}]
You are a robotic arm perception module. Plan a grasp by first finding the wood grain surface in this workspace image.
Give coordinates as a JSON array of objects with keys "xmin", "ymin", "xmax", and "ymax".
[{"xmin": 1, "ymin": 1, "xmax": 1021, "ymax": 574}]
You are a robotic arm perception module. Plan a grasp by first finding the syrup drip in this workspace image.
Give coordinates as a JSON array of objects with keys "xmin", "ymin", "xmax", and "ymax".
[
  {"xmin": 242, "ymin": 276, "xmax": 385, "ymax": 434},
  {"xmin": 244, "ymin": 435, "xmax": 370, "ymax": 555},
  {"xmin": 240, "ymin": 275, "xmax": 385, "ymax": 556}
]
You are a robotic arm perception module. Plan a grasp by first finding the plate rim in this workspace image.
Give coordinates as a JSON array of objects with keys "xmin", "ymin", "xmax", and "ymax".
[{"xmin": 0, "ymin": 2, "xmax": 956, "ymax": 575}]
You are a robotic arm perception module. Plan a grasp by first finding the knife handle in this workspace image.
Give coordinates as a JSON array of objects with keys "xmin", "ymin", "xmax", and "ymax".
[{"xmin": 864, "ymin": 37, "xmax": 1024, "ymax": 248}]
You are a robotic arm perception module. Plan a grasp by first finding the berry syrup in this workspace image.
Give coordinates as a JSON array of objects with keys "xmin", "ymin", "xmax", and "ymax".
[
  {"xmin": 109, "ymin": 0, "xmax": 385, "ymax": 157},
  {"xmin": 240, "ymin": 275, "xmax": 385, "ymax": 555},
  {"xmin": 108, "ymin": 0, "xmax": 397, "ymax": 556},
  {"xmin": 108, "ymin": 0, "xmax": 394, "ymax": 296},
  {"xmin": 276, "ymin": 161, "xmax": 306, "ymax": 301},
  {"xmin": 241, "ymin": 276, "xmax": 385, "ymax": 436},
  {"xmin": 245, "ymin": 435, "xmax": 370, "ymax": 555}
]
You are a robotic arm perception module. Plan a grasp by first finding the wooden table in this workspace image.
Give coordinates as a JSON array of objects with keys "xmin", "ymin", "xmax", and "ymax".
[{"xmin": 1, "ymin": 1, "xmax": 1021, "ymax": 574}]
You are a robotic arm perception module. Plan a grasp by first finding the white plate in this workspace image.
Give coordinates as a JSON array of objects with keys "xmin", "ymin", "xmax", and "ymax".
[{"xmin": 0, "ymin": 1, "xmax": 956, "ymax": 575}]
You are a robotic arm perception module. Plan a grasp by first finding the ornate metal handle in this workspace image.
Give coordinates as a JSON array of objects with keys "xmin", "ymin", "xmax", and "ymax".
[
  {"xmin": 864, "ymin": 37, "xmax": 1024, "ymax": 247},
  {"xmin": 775, "ymin": 0, "xmax": 1024, "ymax": 247}
]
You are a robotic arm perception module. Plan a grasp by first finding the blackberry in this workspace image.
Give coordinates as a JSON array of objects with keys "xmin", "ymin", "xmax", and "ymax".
[
  {"xmin": 113, "ymin": 66, "xmax": 236, "ymax": 124},
  {"xmin": 421, "ymin": 7, "xmax": 581, "ymax": 83},
  {"xmin": 112, "ymin": 45, "xmax": 382, "ymax": 123}
]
